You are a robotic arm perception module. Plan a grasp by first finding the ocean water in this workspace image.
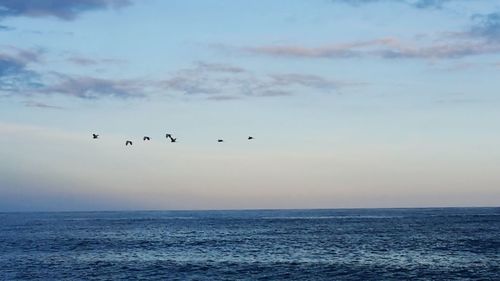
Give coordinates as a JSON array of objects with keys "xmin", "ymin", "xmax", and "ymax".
[{"xmin": 1, "ymin": 208, "xmax": 499, "ymax": 280}]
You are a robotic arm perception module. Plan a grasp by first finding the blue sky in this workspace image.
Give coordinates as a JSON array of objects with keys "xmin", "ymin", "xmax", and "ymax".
[{"xmin": 1, "ymin": 0, "xmax": 499, "ymax": 211}]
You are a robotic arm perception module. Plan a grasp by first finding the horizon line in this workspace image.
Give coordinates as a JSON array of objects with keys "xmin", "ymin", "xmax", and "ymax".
[{"xmin": 1, "ymin": 205, "xmax": 498, "ymax": 214}]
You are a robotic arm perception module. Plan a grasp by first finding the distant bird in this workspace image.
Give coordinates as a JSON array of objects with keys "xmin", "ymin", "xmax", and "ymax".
[
  {"xmin": 218, "ymin": 139, "xmax": 224, "ymax": 143},
  {"xmin": 143, "ymin": 136, "xmax": 150, "ymax": 141},
  {"xmin": 125, "ymin": 140, "xmax": 133, "ymax": 146},
  {"xmin": 248, "ymin": 136, "xmax": 253, "ymax": 140},
  {"xmin": 166, "ymin": 133, "xmax": 177, "ymax": 142},
  {"xmin": 93, "ymin": 133, "xmax": 99, "ymax": 139}
]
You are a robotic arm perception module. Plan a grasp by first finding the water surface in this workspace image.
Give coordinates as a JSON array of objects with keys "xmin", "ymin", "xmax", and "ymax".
[{"xmin": 1, "ymin": 208, "xmax": 499, "ymax": 280}]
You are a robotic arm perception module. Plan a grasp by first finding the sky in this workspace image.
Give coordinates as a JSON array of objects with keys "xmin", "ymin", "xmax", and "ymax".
[{"xmin": 0, "ymin": 0, "xmax": 499, "ymax": 211}]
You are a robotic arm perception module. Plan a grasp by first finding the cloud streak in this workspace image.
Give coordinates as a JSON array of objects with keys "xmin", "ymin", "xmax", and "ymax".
[
  {"xmin": 0, "ymin": 24, "xmax": 13, "ymax": 31},
  {"xmin": 0, "ymin": 48, "xmax": 43, "ymax": 93},
  {"xmin": 0, "ymin": 47, "xmax": 148, "ymax": 100},
  {"xmin": 161, "ymin": 61, "xmax": 350, "ymax": 100},
  {"xmin": 227, "ymin": 20, "xmax": 500, "ymax": 59},
  {"xmin": 1, "ymin": 49, "xmax": 353, "ymax": 101},
  {"xmin": 23, "ymin": 101, "xmax": 64, "ymax": 109},
  {"xmin": 67, "ymin": 56, "xmax": 125, "ymax": 66},
  {"xmin": 469, "ymin": 12, "xmax": 500, "ymax": 42},
  {"xmin": 41, "ymin": 74, "xmax": 145, "ymax": 99},
  {"xmin": 193, "ymin": 61, "xmax": 246, "ymax": 74},
  {"xmin": 229, "ymin": 33, "xmax": 500, "ymax": 60},
  {"xmin": 332, "ymin": 0, "xmax": 450, "ymax": 9},
  {"xmin": 0, "ymin": 0, "xmax": 132, "ymax": 21},
  {"xmin": 221, "ymin": 9, "xmax": 500, "ymax": 62}
]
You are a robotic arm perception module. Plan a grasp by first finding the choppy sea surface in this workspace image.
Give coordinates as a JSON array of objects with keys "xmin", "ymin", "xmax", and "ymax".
[{"xmin": 1, "ymin": 208, "xmax": 499, "ymax": 280}]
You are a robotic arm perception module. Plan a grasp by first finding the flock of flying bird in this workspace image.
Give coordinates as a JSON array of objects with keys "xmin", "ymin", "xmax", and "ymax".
[{"xmin": 92, "ymin": 133, "xmax": 254, "ymax": 145}]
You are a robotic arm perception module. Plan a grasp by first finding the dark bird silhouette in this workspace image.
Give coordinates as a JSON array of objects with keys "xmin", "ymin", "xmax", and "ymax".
[
  {"xmin": 93, "ymin": 133, "xmax": 99, "ymax": 139},
  {"xmin": 166, "ymin": 133, "xmax": 177, "ymax": 142},
  {"xmin": 248, "ymin": 136, "xmax": 253, "ymax": 140},
  {"xmin": 125, "ymin": 140, "xmax": 133, "ymax": 146},
  {"xmin": 218, "ymin": 139, "xmax": 224, "ymax": 143},
  {"xmin": 143, "ymin": 136, "xmax": 150, "ymax": 141}
]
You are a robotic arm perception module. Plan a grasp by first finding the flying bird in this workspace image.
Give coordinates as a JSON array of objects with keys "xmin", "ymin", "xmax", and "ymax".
[
  {"xmin": 143, "ymin": 136, "xmax": 150, "ymax": 141},
  {"xmin": 125, "ymin": 140, "xmax": 133, "ymax": 146},
  {"xmin": 218, "ymin": 139, "xmax": 224, "ymax": 143},
  {"xmin": 166, "ymin": 133, "xmax": 177, "ymax": 142},
  {"xmin": 93, "ymin": 134, "xmax": 99, "ymax": 139},
  {"xmin": 248, "ymin": 136, "xmax": 253, "ymax": 140}
]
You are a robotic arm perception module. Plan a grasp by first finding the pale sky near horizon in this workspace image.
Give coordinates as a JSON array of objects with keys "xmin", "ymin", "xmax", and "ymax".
[{"xmin": 1, "ymin": 0, "xmax": 499, "ymax": 211}]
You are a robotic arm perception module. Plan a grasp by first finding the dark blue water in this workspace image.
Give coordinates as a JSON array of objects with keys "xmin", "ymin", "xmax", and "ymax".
[{"xmin": 1, "ymin": 208, "xmax": 499, "ymax": 280}]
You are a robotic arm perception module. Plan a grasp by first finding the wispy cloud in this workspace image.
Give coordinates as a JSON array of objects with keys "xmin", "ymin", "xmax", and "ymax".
[
  {"xmin": 67, "ymin": 56, "xmax": 125, "ymax": 66},
  {"xmin": 206, "ymin": 95, "xmax": 243, "ymax": 101},
  {"xmin": 0, "ymin": 55, "xmax": 26, "ymax": 76},
  {"xmin": 469, "ymin": 12, "xmax": 500, "ymax": 42},
  {"xmin": 163, "ymin": 76, "xmax": 220, "ymax": 96},
  {"xmin": 161, "ymin": 61, "xmax": 351, "ymax": 100},
  {"xmin": 230, "ymin": 39, "xmax": 500, "ymax": 60},
  {"xmin": 256, "ymin": 89, "xmax": 292, "ymax": 97},
  {"xmin": 23, "ymin": 101, "xmax": 64, "ymax": 109},
  {"xmin": 2, "ymin": 53, "xmax": 355, "ymax": 101},
  {"xmin": 220, "ymin": 7, "xmax": 500, "ymax": 62},
  {"xmin": 0, "ymin": 47, "xmax": 148, "ymax": 100},
  {"xmin": 160, "ymin": 62, "xmax": 249, "ymax": 96},
  {"xmin": 332, "ymin": 0, "xmax": 450, "ymax": 9},
  {"xmin": 193, "ymin": 61, "xmax": 246, "ymax": 74},
  {"xmin": 412, "ymin": 0, "xmax": 450, "ymax": 9},
  {"xmin": 0, "ymin": 24, "xmax": 13, "ymax": 31},
  {"xmin": 0, "ymin": 47, "xmax": 43, "ymax": 93},
  {"xmin": 235, "ymin": 39, "xmax": 390, "ymax": 59},
  {"xmin": 0, "ymin": 46, "xmax": 43, "ymax": 65},
  {"xmin": 268, "ymin": 73, "xmax": 345, "ymax": 90},
  {"xmin": 40, "ymin": 73, "xmax": 145, "ymax": 99},
  {"xmin": 0, "ymin": 0, "xmax": 132, "ymax": 21}
]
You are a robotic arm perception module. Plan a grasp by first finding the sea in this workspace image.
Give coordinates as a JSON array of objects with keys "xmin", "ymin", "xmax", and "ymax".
[{"xmin": 0, "ymin": 208, "xmax": 499, "ymax": 280}]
